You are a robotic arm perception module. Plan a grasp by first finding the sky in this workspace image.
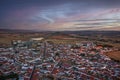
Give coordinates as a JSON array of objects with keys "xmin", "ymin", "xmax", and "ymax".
[{"xmin": 0, "ymin": 0, "xmax": 120, "ymax": 31}]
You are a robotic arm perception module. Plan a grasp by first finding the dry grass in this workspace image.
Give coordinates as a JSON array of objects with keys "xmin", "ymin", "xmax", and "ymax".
[
  {"xmin": 0, "ymin": 33, "xmax": 44, "ymax": 46},
  {"xmin": 105, "ymin": 51, "xmax": 120, "ymax": 61}
]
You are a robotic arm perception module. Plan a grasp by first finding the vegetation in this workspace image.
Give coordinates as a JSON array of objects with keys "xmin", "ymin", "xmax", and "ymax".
[{"xmin": 0, "ymin": 72, "xmax": 19, "ymax": 80}]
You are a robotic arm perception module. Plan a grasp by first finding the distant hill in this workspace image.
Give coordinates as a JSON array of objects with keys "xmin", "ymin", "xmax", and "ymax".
[
  {"xmin": 0, "ymin": 29, "xmax": 38, "ymax": 33},
  {"xmin": 61, "ymin": 31, "xmax": 120, "ymax": 37},
  {"xmin": 0, "ymin": 29, "xmax": 120, "ymax": 36}
]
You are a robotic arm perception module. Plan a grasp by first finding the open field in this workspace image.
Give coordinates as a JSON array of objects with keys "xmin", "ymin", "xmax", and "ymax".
[
  {"xmin": 105, "ymin": 51, "xmax": 120, "ymax": 61},
  {"xmin": 0, "ymin": 33, "xmax": 44, "ymax": 46},
  {"xmin": 0, "ymin": 30, "xmax": 120, "ymax": 61}
]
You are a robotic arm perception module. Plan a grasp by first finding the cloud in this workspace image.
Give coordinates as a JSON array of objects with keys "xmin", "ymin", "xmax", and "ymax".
[
  {"xmin": 0, "ymin": 0, "xmax": 120, "ymax": 31},
  {"xmin": 40, "ymin": 14, "xmax": 54, "ymax": 24}
]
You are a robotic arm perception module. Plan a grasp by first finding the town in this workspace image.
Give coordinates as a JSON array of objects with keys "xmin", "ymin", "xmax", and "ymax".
[
  {"xmin": 0, "ymin": 37, "xmax": 120, "ymax": 80},
  {"xmin": 0, "ymin": 0, "xmax": 120, "ymax": 80}
]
